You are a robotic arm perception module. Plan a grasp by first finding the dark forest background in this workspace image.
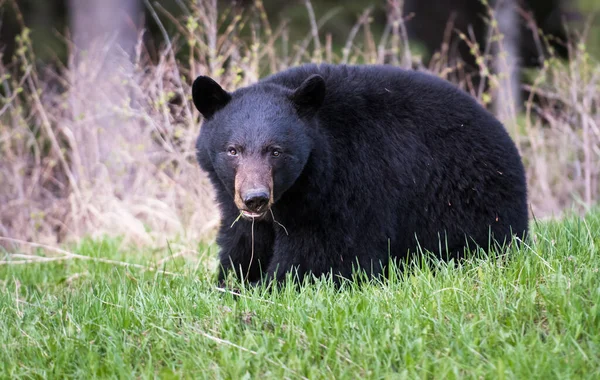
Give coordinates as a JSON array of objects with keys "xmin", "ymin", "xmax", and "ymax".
[{"xmin": 2, "ymin": 0, "xmax": 598, "ymax": 65}]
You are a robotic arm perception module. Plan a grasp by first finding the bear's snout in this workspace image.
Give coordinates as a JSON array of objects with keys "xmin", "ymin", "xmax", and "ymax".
[
  {"xmin": 243, "ymin": 189, "xmax": 270, "ymax": 213},
  {"xmin": 233, "ymin": 160, "xmax": 274, "ymax": 218}
]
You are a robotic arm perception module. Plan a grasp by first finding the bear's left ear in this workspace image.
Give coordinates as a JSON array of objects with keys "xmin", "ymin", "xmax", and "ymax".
[
  {"xmin": 290, "ymin": 74, "xmax": 326, "ymax": 115},
  {"xmin": 192, "ymin": 76, "xmax": 232, "ymax": 119}
]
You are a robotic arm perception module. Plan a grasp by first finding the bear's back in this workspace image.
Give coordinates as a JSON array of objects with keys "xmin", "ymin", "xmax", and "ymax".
[
  {"xmin": 259, "ymin": 64, "xmax": 495, "ymax": 138},
  {"xmin": 260, "ymin": 63, "xmax": 471, "ymax": 109}
]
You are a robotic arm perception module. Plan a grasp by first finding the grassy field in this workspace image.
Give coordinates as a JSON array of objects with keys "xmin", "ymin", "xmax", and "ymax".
[{"xmin": 1, "ymin": 210, "xmax": 600, "ymax": 379}]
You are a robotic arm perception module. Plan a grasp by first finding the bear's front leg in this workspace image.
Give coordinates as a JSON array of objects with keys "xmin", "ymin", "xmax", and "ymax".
[
  {"xmin": 261, "ymin": 229, "xmax": 374, "ymax": 285},
  {"xmin": 215, "ymin": 218, "xmax": 274, "ymax": 285}
]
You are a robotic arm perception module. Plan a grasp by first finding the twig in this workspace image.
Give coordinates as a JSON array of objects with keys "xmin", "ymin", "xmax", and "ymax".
[
  {"xmin": 156, "ymin": 249, "xmax": 198, "ymax": 266},
  {"xmin": 214, "ymin": 286, "xmax": 277, "ymax": 305},
  {"xmin": 270, "ymin": 209, "xmax": 289, "ymax": 236},
  {"xmin": 291, "ymin": 8, "xmax": 340, "ymax": 66},
  {"xmin": 342, "ymin": 8, "xmax": 372, "ymax": 64},
  {"xmin": 245, "ymin": 216, "xmax": 255, "ymax": 281},
  {"xmin": 25, "ymin": 76, "xmax": 82, "ymax": 200},
  {"xmin": 0, "ymin": 65, "xmax": 32, "ymax": 116},
  {"xmin": 303, "ymin": 0, "xmax": 322, "ymax": 62},
  {"xmin": 145, "ymin": 0, "xmax": 193, "ymax": 123},
  {"xmin": 0, "ymin": 237, "xmax": 180, "ymax": 276}
]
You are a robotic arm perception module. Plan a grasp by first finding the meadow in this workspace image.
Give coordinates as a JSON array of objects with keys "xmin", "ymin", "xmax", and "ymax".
[
  {"xmin": 1, "ymin": 211, "xmax": 600, "ymax": 378},
  {"xmin": 1, "ymin": 0, "xmax": 598, "ymax": 246}
]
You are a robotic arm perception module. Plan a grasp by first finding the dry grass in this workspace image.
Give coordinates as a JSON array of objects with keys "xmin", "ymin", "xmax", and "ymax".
[{"xmin": 0, "ymin": 0, "xmax": 598, "ymax": 248}]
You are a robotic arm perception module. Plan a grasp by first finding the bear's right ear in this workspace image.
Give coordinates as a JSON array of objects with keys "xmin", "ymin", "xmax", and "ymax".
[
  {"xmin": 192, "ymin": 76, "xmax": 231, "ymax": 119},
  {"xmin": 290, "ymin": 74, "xmax": 326, "ymax": 116}
]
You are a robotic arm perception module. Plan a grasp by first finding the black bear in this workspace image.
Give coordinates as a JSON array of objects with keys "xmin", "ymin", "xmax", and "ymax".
[{"xmin": 192, "ymin": 64, "xmax": 528, "ymax": 285}]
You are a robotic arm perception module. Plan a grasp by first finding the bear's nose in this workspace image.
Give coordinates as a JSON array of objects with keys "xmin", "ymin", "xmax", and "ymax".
[{"xmin": 243, "ymin": 190, "xmax": 270, "ymax": 212}]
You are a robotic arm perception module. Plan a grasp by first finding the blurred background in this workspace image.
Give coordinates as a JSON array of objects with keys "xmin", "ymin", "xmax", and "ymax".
[
  {"xmin": 2, "ymin": 1, "xmax": 599, "ymax": 64},
  {"xmin": 1, "ymin": 0, "xmax": 599, "ymax": 247}
]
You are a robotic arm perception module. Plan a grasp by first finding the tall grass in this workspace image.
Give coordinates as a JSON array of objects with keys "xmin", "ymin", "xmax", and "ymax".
[{"xmin": 0, "ymin": 0, "xmax": 598, "ymax": 248}]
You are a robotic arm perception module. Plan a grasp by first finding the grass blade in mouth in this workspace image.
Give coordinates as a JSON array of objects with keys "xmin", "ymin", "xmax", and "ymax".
[{"xmin": 230, "ymin": 211, "xmax": 244, "ymax": 228}]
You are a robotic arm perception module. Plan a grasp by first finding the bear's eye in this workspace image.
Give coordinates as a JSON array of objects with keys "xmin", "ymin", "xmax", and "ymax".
[
  {"xmin": 271, "ymin": 149, "xmax": 281, "ymax": 157},
  {"xmin": 227, "ymin": 147, "xmax": 238, "ymax": 156}
]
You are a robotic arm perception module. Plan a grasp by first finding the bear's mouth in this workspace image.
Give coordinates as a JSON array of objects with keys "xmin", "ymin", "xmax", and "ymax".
[{"xmin": 241, "ymin": 210, "xmax": 268, "ymax": 219}]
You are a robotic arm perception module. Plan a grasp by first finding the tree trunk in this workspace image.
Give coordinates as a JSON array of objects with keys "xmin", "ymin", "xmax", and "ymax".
[
  {"xmin": 68, "ymin": 0, "xmax": 141, "ymax": 185},
  {"xmin": 493, "ymin": 0, "xmax": 521, "ymax": 125}
]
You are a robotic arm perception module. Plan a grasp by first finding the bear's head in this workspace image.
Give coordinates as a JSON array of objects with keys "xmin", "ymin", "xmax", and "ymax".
[{"xmin": 192, "ymin": 74, "xmax": 326, "ymax": 220}]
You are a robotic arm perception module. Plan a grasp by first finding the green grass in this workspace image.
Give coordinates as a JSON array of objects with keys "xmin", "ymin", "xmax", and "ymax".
[{"xmin": 1, "ymin": 211, "xmax": 600, "ymax": 379}]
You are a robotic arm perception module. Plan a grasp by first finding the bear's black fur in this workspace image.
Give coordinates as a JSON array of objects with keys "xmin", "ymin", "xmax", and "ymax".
[{"xmin": 192, "ymin": 64, "xmax": 528, "ymax": 285}]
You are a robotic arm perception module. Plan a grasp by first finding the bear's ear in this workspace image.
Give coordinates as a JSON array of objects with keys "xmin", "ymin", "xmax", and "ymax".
[
  {"xmin": 192, "ymin": 76, "xmax": 231, "ymax": 119},
  {"xmin": 290, "ymin": 74, "xmax": 326, "ymax": 115}
]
